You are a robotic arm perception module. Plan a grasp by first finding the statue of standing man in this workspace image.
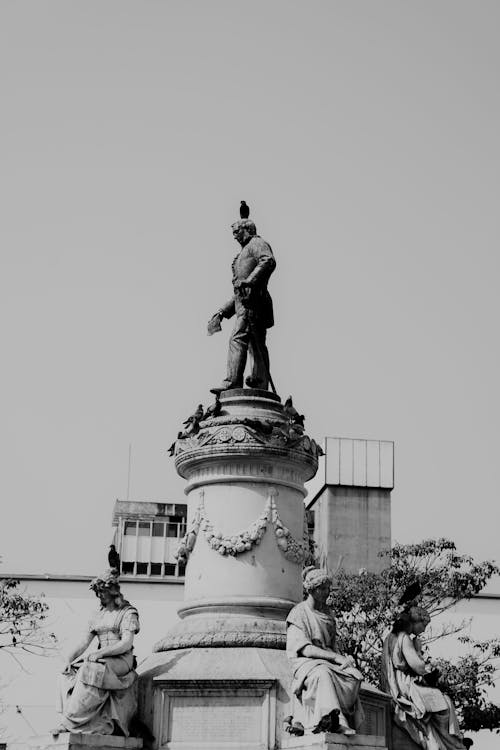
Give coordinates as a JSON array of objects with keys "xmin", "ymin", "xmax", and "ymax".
[{"xmin": 208, "ymin": 202, "xmax": 276, "ymax": 393}]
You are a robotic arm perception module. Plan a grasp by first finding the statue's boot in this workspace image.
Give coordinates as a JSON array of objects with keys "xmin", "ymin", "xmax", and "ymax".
[
  {"xmin": 210, "ymin": 380, "xmax": 241, "ymax": 395},
  {"xmin": 245, "ymin": 375, "xmax": 268, "ymax": 389}
]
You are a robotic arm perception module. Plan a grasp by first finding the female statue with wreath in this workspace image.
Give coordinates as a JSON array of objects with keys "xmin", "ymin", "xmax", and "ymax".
[{"xmin": 53, "ymin": 570, "xmax": 140, "ymax": 737}]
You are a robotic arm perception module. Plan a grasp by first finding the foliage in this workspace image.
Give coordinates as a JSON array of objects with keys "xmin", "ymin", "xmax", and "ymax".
[
  {"xmin": 0, "ymin": 578, "xmax": 57, "ymax": 669},
  {"xmin": 325, "ymin": 538, "xmax": 500, "ymax": 732},
  {"xmin": 434, "ymin": 637, "xmax": 500, "ymax": 733}
]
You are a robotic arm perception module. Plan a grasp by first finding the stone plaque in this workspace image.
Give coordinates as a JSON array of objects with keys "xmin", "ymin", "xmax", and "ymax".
[
  {"xmin": 169, "ymin": 695, "xmax": 261, "ymax": 743},
  {"xmin": 154, "ymin": 679, "xmax": 276, "ymax": 750}
]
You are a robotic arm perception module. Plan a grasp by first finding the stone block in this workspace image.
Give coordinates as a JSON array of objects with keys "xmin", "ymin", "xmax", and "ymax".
[
  {"xmin": 138, "ymin": 645, "xmax": 292, "ymax": 747},
  {"xmin": 282, "ymin": 733, "xmax": 387, "ymax": 749},
  {"xmin": 152, "ymin": 678, "xmax": 276, "ymax": 750},
  {"xmin": 26, "ymin": 735, "xmax": 142, "ymax": 750},
  {"xmin": 390, "ymin": 724, "xmax": 421, "ymax": 749},
  {"xmin": 358, "ymin": 686, "xmax": 390, "ymax": 740}
]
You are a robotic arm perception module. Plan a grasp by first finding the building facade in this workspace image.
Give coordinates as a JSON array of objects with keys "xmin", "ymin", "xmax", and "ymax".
[{"xmin": 112, "ymin": 500, "xmax": 187, "ymax": 578}]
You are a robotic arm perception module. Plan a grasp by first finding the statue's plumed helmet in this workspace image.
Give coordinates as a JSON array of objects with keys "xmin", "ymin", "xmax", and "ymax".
[
  {"xmin": 231, "ymin": 218, "xmax": 257, "ymax": 236},
  {"xmin": 302, "ymin": 566, "xmax": 332, "ymax": 593}
]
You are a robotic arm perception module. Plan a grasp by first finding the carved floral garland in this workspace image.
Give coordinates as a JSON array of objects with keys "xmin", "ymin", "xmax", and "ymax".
[{"xmin": 175, "ymin": 490, "xmax": 309, "ymax": 565}]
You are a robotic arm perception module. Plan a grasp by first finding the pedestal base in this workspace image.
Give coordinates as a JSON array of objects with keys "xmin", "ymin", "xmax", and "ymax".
[
  {"xmin": 282, "ymin": 734, "xmax": 387, "ymax": 749},
  {"xmin": 139, "ymin": 647, "xmax": 287, "ymax": 750},
  {"xmin": 26, "ymin": 735, "xmax": 143, "ymax": 750},
  {"xmin": 391, "ymin": 724, "xmax": 422, "ymax": 749},
  {"xmin": 138, "ymin": 647, "xmax": 390, "ymax": 750}
]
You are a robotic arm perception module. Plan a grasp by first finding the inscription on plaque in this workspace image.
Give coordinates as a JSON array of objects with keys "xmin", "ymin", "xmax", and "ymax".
[
  {"xmin": 169, "ymin": 695, "xmax": 262, "ymax": 743},
  {"xmin": 361, "ymin": 707, "xmax": 377, "ymax": 735},
  {"xmin": 155, "ymin": 679, "xmax": 276, "ymax": 749}
]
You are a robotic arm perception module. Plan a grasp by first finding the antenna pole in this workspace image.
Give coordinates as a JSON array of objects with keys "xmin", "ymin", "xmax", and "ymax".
[{"xmin": 126, "ymin": 443, "xmax": 132, "ymax": 501}]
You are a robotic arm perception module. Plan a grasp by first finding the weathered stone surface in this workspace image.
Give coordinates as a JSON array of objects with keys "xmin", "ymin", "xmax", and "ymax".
[
  {"xmin": 26, "ymin": 734, "xmax": 142, "ymax": 750},
  {"xmin": 138, "ymin": 646, "xmax": 289, "ymax": 750},
  {"xmin": 390, "ymin": 723, "xmax": 422, "ymax": 749},
  {"xmin": 138, "ymin": 647, "xmax": 391, "ymax": 749},
  {"xmin": 282, "ymin": 734, "xmax": 387, "ymax": 749},
  {"xmin": 169, "ymin": 389, "xmax": 319, "ymax": 634},
  {"xmin": 154, "ymin": 612, "xmax": 286, "ymax": 651},
  {"xmin": 174, "ymin": 389, "xmax": 320, "ymax": 483}
]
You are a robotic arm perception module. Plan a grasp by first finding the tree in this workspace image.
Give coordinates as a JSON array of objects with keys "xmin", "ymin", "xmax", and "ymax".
[
  {"xmin": 326, "ymin": 539, "xmax": 500, "ymax": 733},
  {"xmin": 0, "ymin": 578, "xmax": 56, "ymax": 670}
]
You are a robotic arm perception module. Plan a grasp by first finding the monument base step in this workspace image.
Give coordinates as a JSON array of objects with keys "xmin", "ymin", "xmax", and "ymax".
[
  {"xmin": 26, "ymin": 734, "xmax": 143, "ymax": 750},
  {"xmin": 282, "ymin": 733, "xmax": 387, "ymax": 749}
]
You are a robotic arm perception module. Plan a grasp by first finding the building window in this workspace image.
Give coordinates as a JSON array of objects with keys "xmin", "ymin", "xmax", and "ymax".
[{"xmin": 116, "ymin": 503, "xmax": 188, "ymax": 579}]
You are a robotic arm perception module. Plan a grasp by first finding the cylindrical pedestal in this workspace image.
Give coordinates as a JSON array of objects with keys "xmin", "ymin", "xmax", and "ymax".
[
  {"xmin": 138, "ymin": 390, "xmax": 390, "ymax": 750},
  {"xmin": 155, "ymin": 389, "xmax": 320, "ymax": 651}
]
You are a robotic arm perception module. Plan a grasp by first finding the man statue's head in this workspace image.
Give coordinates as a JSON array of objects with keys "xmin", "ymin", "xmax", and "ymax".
[{"xmin": 231, "ymin": 219, "xmax": 257, "ymax": 247}]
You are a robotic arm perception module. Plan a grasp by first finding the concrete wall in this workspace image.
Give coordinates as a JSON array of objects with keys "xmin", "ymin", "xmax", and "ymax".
[
  {"xmin": 307, "ymin": 437, "xmax": 394, "ymax": 573},
  {"xmin": 314, "ymin": 486, "xmax": 392, "ymax": 573},
  {"xmin": 1, "ymin": 577, "xmax": 499, "ymax": 749}
]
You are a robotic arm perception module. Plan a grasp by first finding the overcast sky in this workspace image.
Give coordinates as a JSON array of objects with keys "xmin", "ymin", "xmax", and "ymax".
[{"xmin": 1, "ymin": 1, "xmax": 499, "ymax": 575}]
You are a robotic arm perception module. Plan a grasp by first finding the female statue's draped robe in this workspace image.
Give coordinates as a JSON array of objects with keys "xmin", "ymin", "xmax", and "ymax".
[
  {"xmin": 56, "ymin": 603, "xmax": 139, "ymax": 735},
  {"xmin": 286, "ymin": 601, "xmax": 364, "ymax": 732},
  {"xmin": 382, "ymin": 631, "xmax": 464, "ymax": 750}
]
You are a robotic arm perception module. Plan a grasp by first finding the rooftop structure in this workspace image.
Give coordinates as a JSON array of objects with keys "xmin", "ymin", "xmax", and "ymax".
[{"xmin": 111, "ymin": 500, "xmax": 187, "ymax": 579}]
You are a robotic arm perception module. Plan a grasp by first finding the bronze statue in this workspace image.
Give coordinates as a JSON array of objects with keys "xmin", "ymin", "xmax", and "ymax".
[{"xmin": 208, "ymin": 203, "xmax": 276, "ymax": 393}]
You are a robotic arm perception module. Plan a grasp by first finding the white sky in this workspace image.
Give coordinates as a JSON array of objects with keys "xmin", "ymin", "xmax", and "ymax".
[{"xmin": 1, "ymin": 1, "xmax": 499, "ymax": 575}]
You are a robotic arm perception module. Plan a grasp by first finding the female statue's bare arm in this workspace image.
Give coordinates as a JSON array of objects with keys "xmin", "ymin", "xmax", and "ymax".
[
  {"xmin": 61, "ymin": 632, "xmax": 95, "ymax": 672},
  {"xmin": 85, "ymin": 632, "xmax": 134, "ymax": 662}
]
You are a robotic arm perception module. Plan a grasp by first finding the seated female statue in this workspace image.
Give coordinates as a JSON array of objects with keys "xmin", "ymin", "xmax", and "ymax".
[
  {"xmin": 53, "ymin": 570, "xmax": 140, "ymax": 736},
  {"xmin": 286, "ymin": 567, "xmax": 364, "ymax": 735},
  {"xmin": 382, "ymin": 605, "xmax": 465, "ymax": 749}
]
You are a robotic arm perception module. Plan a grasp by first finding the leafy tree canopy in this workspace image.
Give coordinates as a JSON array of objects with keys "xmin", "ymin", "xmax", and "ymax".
[
  {"xmin": 0, "ymin": 578, "xmax": 57, "ymax": 670},
  {"xmin": 327, "ymin": 538, "xmax": 500, "ymax": 733}
]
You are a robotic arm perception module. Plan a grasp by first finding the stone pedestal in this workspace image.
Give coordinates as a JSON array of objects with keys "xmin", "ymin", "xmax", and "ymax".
[
  {"xmin": 282, "ymin": 734, "xmax": 387, "ymax": 749},
  {"xmin": 390, "ymin": 724, "xmax": 421, "ymax": 749},
  {"xmin": 26, "ymin": 735, "xmax": 142, "ymax": 750},
  {"xmin": 138, "ymin": 389, "xmax": 389, "ymax": 750}
]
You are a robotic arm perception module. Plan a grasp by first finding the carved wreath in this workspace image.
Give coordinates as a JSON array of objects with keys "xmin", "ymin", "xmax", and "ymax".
[{"xmin": 175, "ymin": 490, "xmax": 309, "ymax": 565}]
